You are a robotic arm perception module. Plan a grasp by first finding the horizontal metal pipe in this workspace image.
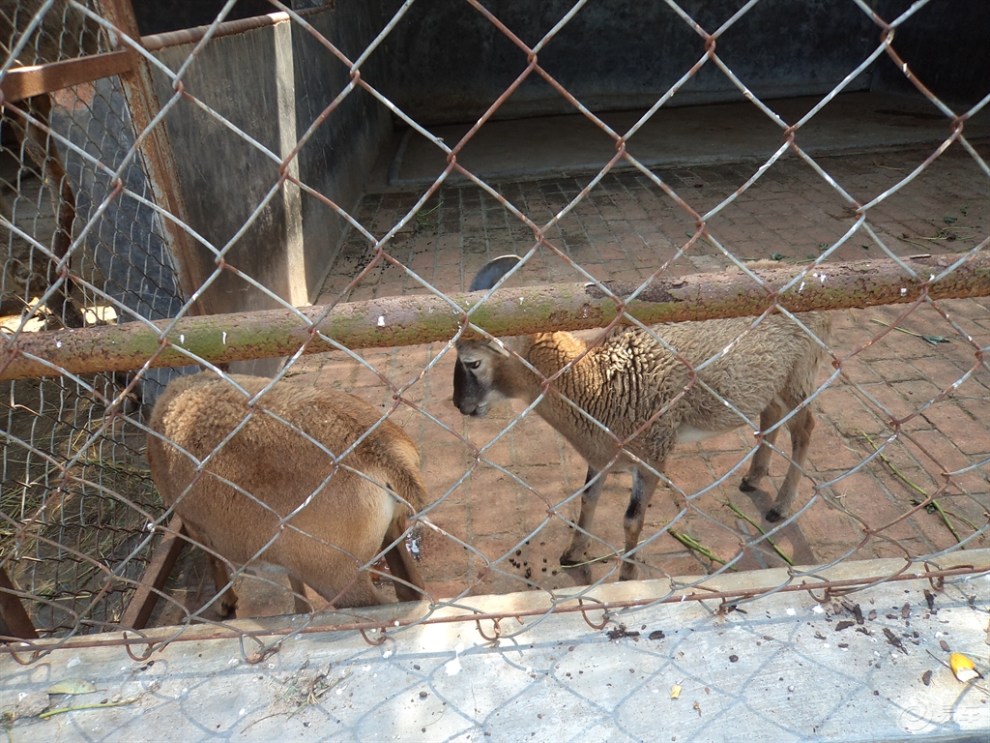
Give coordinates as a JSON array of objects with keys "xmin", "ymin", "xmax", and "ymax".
[
  {"xmin": 140, "ymin": 8, "xmax": 327, "ymax": 53},
  {"xmin": 1, "ymin": 252, "xmax": 987, "ymax": 381}
]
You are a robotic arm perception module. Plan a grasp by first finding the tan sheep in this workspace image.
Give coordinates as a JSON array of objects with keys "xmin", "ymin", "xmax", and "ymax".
[
  {"xmin": 453, "ymin": 256, "xmax": 832, "ymax": 580},
  {"xmin": 147, "ymin": 372, "xmax": 427, "ymax": 614}
]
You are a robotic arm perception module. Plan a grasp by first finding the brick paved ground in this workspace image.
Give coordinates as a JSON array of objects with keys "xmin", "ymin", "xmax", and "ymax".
[
  {"xmin": 156, "ymin": 145, "xmax": 987, "ymax": 620},
  {"xmin": 270, "ymin": 144, "xmax": 989, "ymax": 606}
]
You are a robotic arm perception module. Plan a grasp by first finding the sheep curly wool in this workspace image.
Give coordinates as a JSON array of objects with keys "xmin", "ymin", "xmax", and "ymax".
[{"xmin": 454, "ymin": 256, "xmax": 832, "ymax": 580}]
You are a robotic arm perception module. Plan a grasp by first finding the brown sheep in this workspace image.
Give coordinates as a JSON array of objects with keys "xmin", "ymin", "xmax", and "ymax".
[{"xmin": 147, "ymin": 372, "xmax": 427, "ymax": 614}]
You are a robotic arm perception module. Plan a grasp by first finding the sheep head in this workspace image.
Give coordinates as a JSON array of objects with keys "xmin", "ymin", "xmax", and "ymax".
[{"xmin": 453, "ymin": 255, "xmax": 521, "ymax": 416}]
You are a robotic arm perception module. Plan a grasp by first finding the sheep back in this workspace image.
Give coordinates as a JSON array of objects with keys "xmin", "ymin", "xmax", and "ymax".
[
  {"xmin": 146, "ymin": 372, "xmax": 426, "ymax": 579},
  {"xmin": 522, "ymin": 313, "xmax": 831, "ymax": 469}
]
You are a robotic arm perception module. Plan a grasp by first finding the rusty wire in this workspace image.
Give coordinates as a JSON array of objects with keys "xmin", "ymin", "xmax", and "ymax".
[
  {"xmin": 1, "ymin": 561, "xmax": 982, "ymax": 663},
  {"xmin": 0, "ymin": 0, "xmax": 988, "ymax": 662}
]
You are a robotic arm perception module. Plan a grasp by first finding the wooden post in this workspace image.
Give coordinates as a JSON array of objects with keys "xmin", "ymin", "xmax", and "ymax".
[{"xmin": 119, "ymin": 515, "xmax": 188, "ymax": 630}]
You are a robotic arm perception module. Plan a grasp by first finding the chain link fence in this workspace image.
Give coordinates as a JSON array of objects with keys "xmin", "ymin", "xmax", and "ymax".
[
  {"xmin": 1, "ymin": 0, "xmax": 183, "ymax": 639},
  {"xmin": 1, "ymin": 0, "xmax": 987, "ymax": 672}
]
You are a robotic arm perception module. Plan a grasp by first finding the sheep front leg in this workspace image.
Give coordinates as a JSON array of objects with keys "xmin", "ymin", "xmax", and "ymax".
[
  {"xmin": 207, "ymin": 554, "xmax": 239, "ymax": 618},
  {"xmin": 184, "ymin": 519, "xmax": 238, "ymax": 617},
  {"xmin": 766, "ymin": 406, "xmax": 815, "ymax": 522},
  {"xmin": 620, "ymin": 469, "xmax": 659, "ymax": 581},
  {"xmin": 740, "ymin": 405, "xmax": 783, "ymax": 495},
  {"xmin": 287, "ymin": 575, "xmax": 311, "ymax": 614},
  {"xmin": 560, "ymin": 466, "xmax": 606, "ymax": 569}
]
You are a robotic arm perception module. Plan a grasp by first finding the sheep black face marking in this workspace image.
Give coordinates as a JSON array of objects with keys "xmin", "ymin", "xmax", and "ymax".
[
  {"xmin": 453, "ymin": 354, "xmax": 488, "ymax": 416},
  {"xmin": 454, "ymin": 254, "xmax": 522, "ymax": 417}
]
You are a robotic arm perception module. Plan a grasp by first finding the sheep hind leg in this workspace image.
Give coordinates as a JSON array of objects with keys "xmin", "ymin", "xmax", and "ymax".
[
  {"xmin": 311, "ymin": 569, "xmax": 388, "ymax": 609},
  {"xmin": 766, "ymin": 405, "xmax": 815, "ymax": 523},
  {"xmin": 381, "ymin": 513, "xmax": 426, "ymax": 603},
  {"xmin": 287, "ymin": 575, "xmax": 312, "ymax": 614},
  {"xmin": 206, "ymin": 554, "xmax": 238, "ymax": 618},
  {"xmin": 560, "ymin": 466, "xmax": 606, "ymax": 569},
  {"xmin": 183, "ymin": 519, "xmax": 238, "ymax": 617},
  {"xmin": 620, "ymin": 468, "xmax": 659, "ymax": 581},
  {"xmin": 740, "ymin": 404, "xmax": 783, "ymax": 495}
]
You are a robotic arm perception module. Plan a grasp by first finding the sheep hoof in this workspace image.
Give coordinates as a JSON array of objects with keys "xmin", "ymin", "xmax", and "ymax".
[
  {"xmin": 739, "ymin": 479, "xmax": 757, "ymax": 493},
  {"xmin": 765, "ymin": 508, "xmax": 783, "ymax": 523},
  {"xmin": 559, "ymin": 555, "xmax": 582, "ymax": 568},
  {"xmin": 218, "ymin": 602, "xmax": 237, "ymax": 619},
  {"xmin": 217, "ymin": 593, "xmax": 238, "ymax": 618}
]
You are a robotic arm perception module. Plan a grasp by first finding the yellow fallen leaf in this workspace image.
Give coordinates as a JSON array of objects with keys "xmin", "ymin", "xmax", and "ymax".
[
  {"xmin": 670, "ymin": 684, "xmax": 682, "ymax": 699},
  {"xmin": 47, "ymin": 679, "xmax": 99, "ymax": 696},
  {"xmin": 949, "ymin": 652, "xmax": 984, "ymax": 683}
]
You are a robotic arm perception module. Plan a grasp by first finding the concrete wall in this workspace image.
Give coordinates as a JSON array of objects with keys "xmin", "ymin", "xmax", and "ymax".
[
  {"xmin": 872, "ymin": 0, "xmax": 990, "ymax": 104},
  {"xmin": 373, "ymin": 0, "xmax": 879, "ymax": 124},
  {"xmin": 290, "ymin": 9, "xmax": 392, "ymax": 303},
  {"xmin": 149, "ymin": 3, "xmax": 390, "ymax": 314},
  {"xmin": 134, "ymin": 0, "xmax": 274, "ymax": 35},
  {"xmin": 373, "ymin": 0, "xmax": 989, "ymax": 124}
]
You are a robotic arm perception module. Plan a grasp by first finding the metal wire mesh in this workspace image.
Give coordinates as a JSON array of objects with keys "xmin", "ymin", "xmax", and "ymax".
[
  {"xmin": 0, "ymin": 0, "xmax": 987, "ymax": 668},
  {"xmin": 1, "ymin": 0, "xmax": 182, "ymax": 639}
]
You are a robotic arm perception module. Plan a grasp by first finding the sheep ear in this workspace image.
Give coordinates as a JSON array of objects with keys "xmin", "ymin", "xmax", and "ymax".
[
  {"xmin": 469, "ymin": 255, "xmax": 522, "ymax": 291},
  {"xmin": 488, "ymin": 337, "xmax": 512, "ymax": 357}
]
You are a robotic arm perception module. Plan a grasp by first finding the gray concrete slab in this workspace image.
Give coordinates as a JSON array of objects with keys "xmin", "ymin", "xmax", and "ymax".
[
  {"xmin": 385, "ymin": 92, "xmax": 990, "ymax": 189},
  {"xmin": 2, "ymin": 551, "xmax": 988, "ymax": 742}
]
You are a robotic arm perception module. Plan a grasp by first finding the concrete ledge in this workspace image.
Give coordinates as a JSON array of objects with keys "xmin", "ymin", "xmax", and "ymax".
[
  {"xmin": 2, "ymin": 551, "xmax": 988, "ymax": 741},
  {"xmin": 387, "ymin": 92, "xmax": 990, "ymax": 189}
]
